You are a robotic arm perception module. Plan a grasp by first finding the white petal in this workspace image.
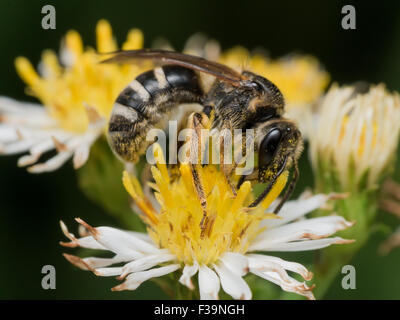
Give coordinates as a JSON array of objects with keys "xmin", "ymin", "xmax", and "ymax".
[
  {"xmin": 1, "ymin": 111, "xmax": 55, "ymax": 127},
  {"xmin": 179, "ymin": 262, "xmax": 199, "ymax": 290},
  {"xmin": 84, "ymin": 256, "xmax": 127, "ymax": 269},
  {"xmin": 73, "ymin": 143, "xmax": 90, "ymax": 169},
  {"xmin": 17, "ymin": 153, "xmax": 40, "ymax": 167},
  {"xmin": 28, "ymin": 151, "xmax": 73, "ymax": 173},
  {"xmin": 94, "ymin": 267, "xmax": 124, "ymax": 277},
  {"xmin": 0, "ymin": 96, "xmax": 43, "ymax": 113},
  {"xmin": 219, "ymin": 252, "xmax": 249, "ymax": 276},
  {"xmin": 198, "ymin": 265, "xmax": 220, "ymax": 300},
  {"xmin": 16, "ymin": 136, "xmax": 59, "ymax": 166},
  {"xmin": 214, "ymin": 263, "xmax": 252, "ymax": 300},
  {"xmin": 251, "ymin": 269, "xmax": 315, "ymax": 300},
  {"xmin": 112, "ymin": 264, "xmax": 180, "ymax": 291},
  {"xmin": 263, "ymin": 194, "xmax": 330, "ymax": 229},
  {"xmin": 125, "ymin": 231, "xmax": 153, "ymax": 243},
  {"xmin": 119, "ymin": 253, "xmax": 176, "ymax": 279},
  {"xmin": 59, "ymin": 220, "xmax": 106, "ymax": 250},
  {"xmin": 253, "ymin": 237, "xmax": 353, "ymax": 252},
  {"xmin": 75, "ymin": 219, "xmax": 160, "ymax": 258},
  {"xmin": 250, "ymin": 216, "xmax": 354, "ymax": 251},
  {"xmin": 1, "ymin": 138, "xmax": 39, "ymax": 154},
  {"xmin": 247, "ymin": 254, "xmax": 312, "ymax": 281},
  {"xmin": 94, "ymin": 226, "xmax": 161, "ymax": 256},
  {"xmin": 62, "ymin": 254, "xmax": 128, "ymax": 272},
  {"xmin": 0, "ymin": 125, "xmax": 19, "ymax": 142}
]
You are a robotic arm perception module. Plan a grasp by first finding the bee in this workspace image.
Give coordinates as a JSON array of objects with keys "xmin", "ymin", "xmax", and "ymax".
[{"xmin": 103, "ymin": 49, "xmax": 303, "ymax": 217}]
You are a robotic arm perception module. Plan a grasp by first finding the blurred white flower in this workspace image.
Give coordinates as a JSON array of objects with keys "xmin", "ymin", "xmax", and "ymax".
[{"xmin": 309, "ymin": 84, "xmax": 400, "ymax": 190}]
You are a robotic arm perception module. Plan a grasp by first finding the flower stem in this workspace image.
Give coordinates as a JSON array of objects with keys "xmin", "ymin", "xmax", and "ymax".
[{"xmin": 313, "ymin": 192, "xmax": 377, "ymax": 298}]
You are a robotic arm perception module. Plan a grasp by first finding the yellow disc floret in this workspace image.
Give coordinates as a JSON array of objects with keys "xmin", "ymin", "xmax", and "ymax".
[{"xmin": 123, "ymin": 144, "xmax": 287, "ymax": 266}]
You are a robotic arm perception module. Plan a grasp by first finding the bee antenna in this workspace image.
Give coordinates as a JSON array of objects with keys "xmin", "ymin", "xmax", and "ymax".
[{"xmin": 272, "ymin": 158, "xmax": 299, "ymax": 214}]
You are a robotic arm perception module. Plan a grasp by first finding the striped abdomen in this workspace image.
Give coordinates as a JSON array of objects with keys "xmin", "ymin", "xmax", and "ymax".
[{"xmin": 108, "ymin": 65, "xmax": 203, "ymax": 162}]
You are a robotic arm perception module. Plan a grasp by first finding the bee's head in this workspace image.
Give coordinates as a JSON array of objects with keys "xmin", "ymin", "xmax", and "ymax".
[{"xmin": 256, "ymin": 119, "xmax": 303, "ymax": 183}]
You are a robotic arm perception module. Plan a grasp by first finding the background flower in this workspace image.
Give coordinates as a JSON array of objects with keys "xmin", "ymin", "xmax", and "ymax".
[
  {"xmin": 0, "ymin": 20, "xmax": 146, "ymax": 172},
  {"xmin": 309, "ymin": 84, "xmax": 400, "ymax": 192},
  {"xmin": 307, "ymin": 83, "xmax": 400, "ymax": 297}
]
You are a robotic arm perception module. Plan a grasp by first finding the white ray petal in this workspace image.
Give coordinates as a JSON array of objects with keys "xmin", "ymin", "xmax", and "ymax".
[
  {"xmin": 198, "ymin": 265, "xmax": 220, "ymax": 300},
  {"xmin": 125, "ymin": 231, "xmax": 153, "ymax": 243},
  {"xmin": 251, "ymin": 216, "xmax": 354, "ymax": 250},
  {"xmin": 93, "ymin": 267, "xmax": 123, "ymax": 277},
  {"xmin": 251, "ymin": 269, "xmax": 315, "ymax": 300},
  {"xmin": 0, "ymin": 125, "xmax": 19, "ymax": 142},
  {"xmin": 62, "ymin": 253, "xmax": 128, "ymax": 272},
  {"xmin": 94, "ymin": 226, "xmax": 161, "ymax": 256},
  {"xmin": 75, "ymin": 219, "xmax": 161, "ymax": 259},
  {"xmin": 84, "ymin": 256, "xmax": 127, "ymax": 269},
  {"xmin": 118, "ymin": 253, "xmax": 176, "ymax": 279},
  {"xmin": 0, "ymin": 96, "xmax": 44, "ymax": 112},
  {"xmin": 1, "ymin": 138, "xmax": 40, "ymax": 154},
  {"xmin": 73, "ymin": 143, "xmax": 90, "ymax": 169},
  {"xmin": 214, "ymin": 262, "xmax": 251, "ymax": 300},
  {"xmin": 251, "ymin": 236, "xmax": 353, "ymax": 252},
  {"xmin": 219, "ymin": 252, "xmax": 249, "ymax": 276},
  {"xmin": 247, "ymin": 254, "xmax": 312, "ymax": 281},
  {"xmin": 112, "ymin": 264, "xmax": 180, "ymax": 291},
  {"xmin": 59, "ymin": 221, "xmax": 106, "ymax": 250},
  {"xmin": 179, "ymin": 262, "xmax": 199, "ymax": 290},
  {"xmin": 28, "ymin": 150, "xmax": 73, "ymax": 173},
  {"xmin": 262, "ymin": 194, "xmax": 330, "ymax": 229}
]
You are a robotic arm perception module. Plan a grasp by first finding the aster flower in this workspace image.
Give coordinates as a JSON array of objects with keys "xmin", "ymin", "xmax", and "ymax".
[
  {"xmin": 307, "ymin": 83, "xmax": 400, "ymax": 297},
  {"xmin": 60, "ymin": 145, "xmax": 353, "ymax": 300},
  {"xmin": 309, "ymin": 84, "xmax": 400, "ymax": 191},
  {"xmin": 219, "ymin": 47, "xmax": 330, "ymax": 135},
  {"xmin": 0, "ymin": 20, "xmax": 146, "ymax": 172}
]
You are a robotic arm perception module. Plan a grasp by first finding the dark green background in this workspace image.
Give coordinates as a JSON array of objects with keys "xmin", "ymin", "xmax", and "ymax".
[{"xmin": 0, "ymin": 0, "xmax": 399, "ymax": 299}]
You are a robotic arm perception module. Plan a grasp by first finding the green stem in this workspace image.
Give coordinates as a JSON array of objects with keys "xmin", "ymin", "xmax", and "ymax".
[{"xmin": 313, "ymin": 192, "xmax": 376, "ymax": 299}]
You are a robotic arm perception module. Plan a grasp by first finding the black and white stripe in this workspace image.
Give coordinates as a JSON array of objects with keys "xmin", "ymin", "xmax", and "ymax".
[{"xmin": 108, "ymin": 65, "xmax": 204, "ymax": 162}]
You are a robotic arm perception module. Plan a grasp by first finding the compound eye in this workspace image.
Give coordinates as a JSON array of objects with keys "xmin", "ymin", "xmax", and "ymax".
[{"xmin": 259, "ymin": 128, "xmax": 282, "ymax": 168}]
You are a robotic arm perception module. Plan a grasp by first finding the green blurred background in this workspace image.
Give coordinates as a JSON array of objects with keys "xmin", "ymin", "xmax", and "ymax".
[{"xmin": 0, "ymin": 0, "xmax": 400, "ymax": 299}]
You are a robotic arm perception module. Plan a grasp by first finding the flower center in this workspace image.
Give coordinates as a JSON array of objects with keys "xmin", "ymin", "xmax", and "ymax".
[{"xmin": 123, "ymin": 145, "xmax": 287, "ymax": 265}]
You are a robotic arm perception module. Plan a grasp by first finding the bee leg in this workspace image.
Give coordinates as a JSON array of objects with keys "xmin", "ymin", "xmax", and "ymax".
[
  {"xmin": 233, "ymin": 132, "xmax": 255, "ymax": 189},
  {"xmin": 186, "ymin": 112, "xmax": 209, "ymax": 231},
  {"xmin": 219, "ymin": 129, "xmax": 238, "ymax": 197}
]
